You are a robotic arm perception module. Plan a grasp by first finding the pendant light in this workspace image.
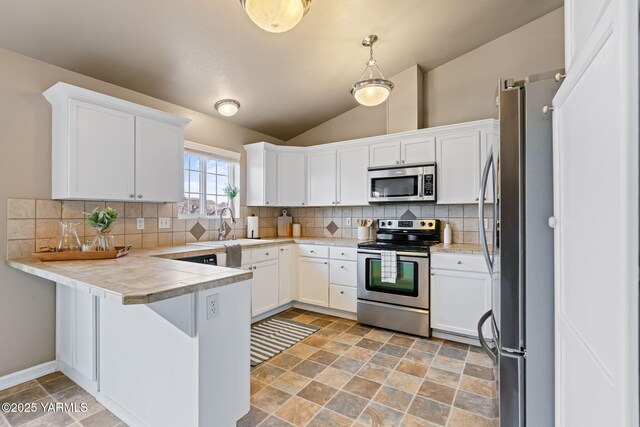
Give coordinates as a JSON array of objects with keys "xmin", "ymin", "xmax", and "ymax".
[
  {"xmin": 350, "ymin": 35, "xmax": 394, "ymax": 107},
  {"xmin": 238, "ymin": 0, "xmax": 312, "ymax": 33},
  {"xmin": 215, "ymin": 99, "xmax": 241, "ymax": 117}
]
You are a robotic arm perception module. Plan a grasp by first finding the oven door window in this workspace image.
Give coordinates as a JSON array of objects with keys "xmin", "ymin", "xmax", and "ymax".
[
  {"xmin": 371, "ymin": 176, "xmax": 419, "ymax": 198},
  {"xmin": 366, "ymin": 258, "xmax": 419, "ymax": 296}
]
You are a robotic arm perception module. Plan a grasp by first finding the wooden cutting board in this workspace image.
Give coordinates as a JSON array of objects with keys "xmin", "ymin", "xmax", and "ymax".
[{"xmin": 277, "ymin": 210, "xmax": 293, "ymax": 237}]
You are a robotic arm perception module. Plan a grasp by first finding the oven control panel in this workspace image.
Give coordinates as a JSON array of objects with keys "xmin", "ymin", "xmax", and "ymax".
[{"xmin": 377, "ymin": 219, "xmax": 439, "ymax": 231}]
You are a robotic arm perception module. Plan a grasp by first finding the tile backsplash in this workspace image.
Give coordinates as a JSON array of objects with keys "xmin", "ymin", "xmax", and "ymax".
[{"xmin": 6, "ymin": 199, "xmax": 493, "ymax": 259}]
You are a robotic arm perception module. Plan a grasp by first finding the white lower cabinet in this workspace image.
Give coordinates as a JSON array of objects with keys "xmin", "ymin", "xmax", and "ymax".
[
  {"xmin": 298, "ymin": 257, "xmax": 329, "ymax": 307},
  {"xmin": 278, "ymin": 246, "xmax": 293, "ymax": 305},
  {"xmin": 251, "ymin": 259, "xmax": 279, "ymax": 317},
  {"xmin": 56, "ymin": 283, "xmax": 98, "ymax": 392},
  {"xmin": 431, "ymin": 253, "xmax": 491, "ymax": 338},
  {"xmin": 329, "ymin": 285, "xmax": 357, "ymax": 313}
]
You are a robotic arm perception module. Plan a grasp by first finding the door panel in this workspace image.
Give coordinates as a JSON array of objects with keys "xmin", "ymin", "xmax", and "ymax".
[
  {"xmin": 553, "ymin": 1, "xmax": 638, "ymax": 425},
  {"xmin": 297, "ymin": 258, "xmax": 329, "ymax": 307},
  {"xmin": 401, "ymin": 136, "xmax": 435, "ymax": 164},
  {"xmin": 307, "ymin": 150, "xmax": 337, "ymax": 206},
  {"xmin": 278, "ymin": 152, "xmax": 306, "ymax": 206},
  {"xmin": 337, "ymin": 146, "xmax": 369, "ymax": 205},
  {"xmin": 369, "ymin": 141, "xmax": 400, "ymax": 167},
  {"xmin": 251, "ymin": 260, "xmax": 279, "ymax": 316},
  {"xmin": 435, "ymin": 131, "xmax": 480, "ymax": 204}
]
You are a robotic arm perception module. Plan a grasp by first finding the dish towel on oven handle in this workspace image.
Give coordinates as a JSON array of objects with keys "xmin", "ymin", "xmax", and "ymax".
[{"xmin": 381, "ymin": 250, "xmax": 397, "ymax": 283}]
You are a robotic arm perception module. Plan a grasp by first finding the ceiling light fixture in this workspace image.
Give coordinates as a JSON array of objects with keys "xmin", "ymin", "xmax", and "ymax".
[
  {"xmin": 238, "ymin": 0, "xmax": 312, "ymax": 33},
  {"xmin": 214, "ymin": 99, "xmax": 241, "ymax": 117},
  {"xmin": 350, "ymin": 35, "xmax": 394, "ymax": 107}
]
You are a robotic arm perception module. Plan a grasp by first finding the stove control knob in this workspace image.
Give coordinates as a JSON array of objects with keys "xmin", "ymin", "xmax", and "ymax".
[
  {"xmin": 420, "ymin": 221, "xmax": 426, "ymax": 226},
  {"xmin": 428, "ymin": 222, "xmax": 434, "ymax": 227}
]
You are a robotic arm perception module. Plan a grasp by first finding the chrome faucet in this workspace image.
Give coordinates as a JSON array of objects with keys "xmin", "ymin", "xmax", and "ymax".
[{"xmin": 218, "ymin": 207, "xmax": 236, "ymax": 241}]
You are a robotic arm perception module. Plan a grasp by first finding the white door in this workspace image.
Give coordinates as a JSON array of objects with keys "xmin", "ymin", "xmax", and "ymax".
[
  {"xmin": 430, "ymin": 269, "xmax": 491, "ymax": 338},
  {"xmin": 435, "ymin": 131, "xmax": 480, "ymax": 204},
  {"xmin": 264, "ymin": 149, "xmax": 278, "ymax": 206},
  {"xmin": 68, "ymin": 99, "xmax": 135, "ymax": 200},
  {"xmin": 553, "ymin": 0, "xmax": 638, "ymax": 425},
  {"xmin": 278, "ymin": 246, "xmax": 292, "ymax": 305},
  {"xmin": 401, "ymin": 136, "xmax": 435, "ymax": 164},
  {"xmin": 369, "ymin": 141, "xmax": 401, "ymax": 167},
  {"xmin": 251, "ymin": 259, "xmax": 279, "ymax": 317},
  {"xmin": 297, "ymin": 257, "xmax": 329, "ymax": 307},
  {"xmin": 480, "ymin": 128, "xmax": 498, "ymax": 203},
  {"xmin": 307, "ymin": 150, "xmax": 337, "ymax": 206},
  {"xmin": 278, "ymin": 152, "xmax": 306, "ymax": 206},
  {"xmin": 135, "ymin": 117, "xmax": 183, "ymax": 202},
  {"xmin": 337, "ymin": 146, "xmax": 369, "ymax": 206}
]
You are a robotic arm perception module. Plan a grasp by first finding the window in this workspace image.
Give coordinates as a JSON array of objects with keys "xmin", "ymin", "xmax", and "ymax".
[{"xmin": 180, "ymin": 141, "xmax": 240, "ymax": 217}]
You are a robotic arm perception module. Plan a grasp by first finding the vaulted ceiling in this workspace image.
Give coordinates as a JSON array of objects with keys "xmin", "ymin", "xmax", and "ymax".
[{"xmin": 0, "ymin": 0, "xmax": 562, "ymax": 140}]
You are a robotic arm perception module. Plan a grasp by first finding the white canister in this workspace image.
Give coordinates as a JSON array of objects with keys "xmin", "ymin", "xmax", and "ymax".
[
  {"xmin": 292, "ymin": 223, "xmax": 302, "ymax": 237},
  {"xmin": 357, "ymin": 226, "xmax": 370, "ymax": 241},
  {"xmin": 443, "ymin": 222, "xmax": 452, "ymax": 245}
]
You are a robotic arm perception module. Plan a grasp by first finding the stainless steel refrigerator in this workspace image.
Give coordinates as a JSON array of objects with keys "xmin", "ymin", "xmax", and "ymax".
[{"xmin": 477, "ymin": 70, "xmax": 563, "ymax": 426}]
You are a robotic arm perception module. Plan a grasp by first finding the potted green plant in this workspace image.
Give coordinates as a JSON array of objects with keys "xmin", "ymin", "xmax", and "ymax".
[{"xmin": 85, "ymin": 207, "xmax": 119, "ymax": 251}]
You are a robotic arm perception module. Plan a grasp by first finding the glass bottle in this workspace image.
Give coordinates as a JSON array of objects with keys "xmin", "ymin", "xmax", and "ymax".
[{"xmin": 56, "ymin": 222, "xmax": 81, "ymax": 252}]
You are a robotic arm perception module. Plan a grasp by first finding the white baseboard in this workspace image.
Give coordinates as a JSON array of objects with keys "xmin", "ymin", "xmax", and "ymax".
[
  {"xmin": 0, "ymin": 361, "xmax": 57, "ymax": 391},
  {"xmin": 251, "ymin": 303, "xmax": 294, "ymax": 324},
  {"xmin": 293, "ymin": 302, "xmax": 358, "ymax": 321}
]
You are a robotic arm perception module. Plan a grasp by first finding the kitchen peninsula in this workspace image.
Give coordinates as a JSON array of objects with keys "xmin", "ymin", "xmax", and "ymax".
[{"xmin": 8, "ymin": 248, "xmax": 253, "ymax": 427}]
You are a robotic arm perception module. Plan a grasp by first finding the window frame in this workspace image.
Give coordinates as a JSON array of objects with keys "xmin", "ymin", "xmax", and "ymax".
[{"xmin": 180, "ymin": 141, "xmax": 241, "ymax": 219}]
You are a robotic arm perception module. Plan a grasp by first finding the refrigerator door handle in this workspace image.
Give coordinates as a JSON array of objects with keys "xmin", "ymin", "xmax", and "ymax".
[
  {"xmin": 478, "ymin": 149, "xmax": 495, "ymax": 275},
  {"xmin": 477, "ymin": 309, "xmax": 498, "ymax": 364}
]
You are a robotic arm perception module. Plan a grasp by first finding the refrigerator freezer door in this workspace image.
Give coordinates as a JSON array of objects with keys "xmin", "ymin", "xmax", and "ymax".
[
  {"xmin": 498, "ymin": 84, "xmax": 524, "ymax": 352},
  {"xmin": 500, "ymin": 352, "xmax": 524, "ymax": 425}
]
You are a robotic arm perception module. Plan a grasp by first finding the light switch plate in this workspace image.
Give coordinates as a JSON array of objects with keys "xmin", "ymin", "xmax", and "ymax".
[
  {"xmin": 159, "ymin": 217, "xmax": 171, "ymax": 229},
  {"xmin": 136, "ymin": 218, "xmax": 145, "ymax": 230}
]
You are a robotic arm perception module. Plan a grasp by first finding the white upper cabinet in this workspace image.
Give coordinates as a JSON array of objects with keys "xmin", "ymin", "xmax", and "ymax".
[
  {"xmin": 369, "ymin": 141, "xmax": 401, "ymax": 167},
  {"xmin": 67, "ymin": 99, "xmax": 136, "ymax": 201},
  {"xmin": 436, "ymin": 130, "xmax": 481, "ymax": 204},
  {"xmin": 135, "ymin": 117, "xmax": 183, "ymax": 202},
  {"xmin": 44, "ymin": 82, "xmax": 190, "ymax": 202},
  {"xmin": 245, "ymin": 143, "xmax": 277, "ymax": 206},
  {"xmin": 401, "ymin": 136, "xmax": 436, "ymax": 165},
  {"xmin": 278, "ymin": 150, "xmax": 307, "ymax": 206},
  {"xmin": 337, "ymin": 145, "xmax": 369, "ymax": 206},
  {"xmin": 307, "ymin": 150, "xmax": 337, "ymax": 206}
]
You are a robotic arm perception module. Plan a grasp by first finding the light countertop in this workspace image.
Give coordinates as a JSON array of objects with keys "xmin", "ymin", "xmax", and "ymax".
[
  {"xmin": 7, "ymin": 237, "xmax": 359, "ymax": 305},
  {"xmin": 430, "ymin": 243, "xmax": 486, "ymax": 254}
]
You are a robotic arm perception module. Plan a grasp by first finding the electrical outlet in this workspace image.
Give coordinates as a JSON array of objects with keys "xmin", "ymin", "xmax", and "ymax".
[
  {"xmin": 158, "ymin": 217, "xmax": 171, "ymax": 229},
  {"xmin": 136, "ymin": 218, "xmax": 145, "ymax": 230},
  {"xmin": 345, "ymin": 218, "xmax": 352, "ymax": 226},
  {"xmin": 206, "ymin": 293, "xmax": 220, "ymax": 320}
]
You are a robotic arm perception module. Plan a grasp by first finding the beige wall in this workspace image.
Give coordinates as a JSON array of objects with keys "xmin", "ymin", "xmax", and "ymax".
[
  {"xmin": 388, "ymin": 65, "xmax": 424, "ymax": 134},
  {"xmin": 286, "ymin": 8, "xmax": 564, "ymax": 146},
  {"xmin": 425, "ymin": 8, "xmax": 564, "ymax": 127},
  {"xmin": 0, "ymin": 47, "xmax": 282, "ymax": 377}
]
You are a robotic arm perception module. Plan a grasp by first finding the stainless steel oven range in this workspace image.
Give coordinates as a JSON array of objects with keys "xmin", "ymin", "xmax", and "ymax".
[{"xmin": 357, "ymin": 219, "xmax": 440, "ymax": 337}]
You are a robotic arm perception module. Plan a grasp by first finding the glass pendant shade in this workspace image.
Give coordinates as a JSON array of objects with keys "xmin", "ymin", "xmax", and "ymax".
[
  {"xmin": 215, "ymin": 99, "xmax": 241, "ymax": 117},
  {"xmin": 350, "ymin": 35, "xmax": 393, "ymax": 107},
  {"xmin": 351, "ymin": 80, "xmax": 393, "ymax": 107},
  {"xmin": 240, "ymin": 0, "xmax": 311, "ymax": 33}
]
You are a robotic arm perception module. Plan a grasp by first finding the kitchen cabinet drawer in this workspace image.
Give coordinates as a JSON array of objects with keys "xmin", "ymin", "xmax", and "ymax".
[
  {"xmin": 251, "ymin": 247, "xmax": 278, "ymax": 263},
  {"xmin": 330, "ymin": 260, "xmax": 357, "ymax": 287},
  {"xmin": 329, "ymin": 285, "xmax": 357, "ymax": 313},
  {"xmin": 298, "ymin": 244, "xmax": 329, "ymax": 259},
  {"xmin": 329, "ymin": 247, "xmax": 357, "ymax": 262},
  {"xmin": 431, "ymin": 253, "xmax": 488, "ymax": 273}
]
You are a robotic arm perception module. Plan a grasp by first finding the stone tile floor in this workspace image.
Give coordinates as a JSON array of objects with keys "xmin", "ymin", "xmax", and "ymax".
[
  {"xmin": 0, "ymin": 308, "xmax": 498, "ymax": 427},
  {"xmin": 0, "ymin": 371, "xmax": 124, "ymax": 426},
  {"xmin": 240, "ymin": 308, "xmax": 498, "ymax": 427}
]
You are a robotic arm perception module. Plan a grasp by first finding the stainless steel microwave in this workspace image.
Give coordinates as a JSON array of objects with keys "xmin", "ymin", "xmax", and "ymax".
[{"xmin": 368, "ymin": 163, "xmax": 437, "ymax": 203}]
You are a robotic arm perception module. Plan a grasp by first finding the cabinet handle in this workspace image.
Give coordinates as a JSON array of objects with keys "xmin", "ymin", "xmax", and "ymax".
[
  {"xmin": 310, "ymin": 250, "xmax": 315, "ymax": 253},
  {"xmin": 324, "ymin": 262, "xmax": 328, "ymax": 265},
  {"xmin": 457, "ymin": 260, "xmax": 462, "ymax": 264},
  {"xmin": 137, "ymin": 195, "xmax": 143, "ymax": 199},
  {"xmin": 340, "ymin": 291, "xmax": 344, "ymax": 295},
  {"xmin": 340, "ymin": 265, "xmax": 345, "ymax": 269},
  {"xmin": 129, "ymin": 194, "xmax": 135, "ymax": 199},
  {"xmin": 402, "ymin": 160, "xmax": 405, "ymax": 164},
  {"xmin": 280, "ymin": 248, "xmax": 284, "ymax": 251},
  {"xmin": 431, "ymin": 272, "xmax": 435, "ymax": 276},
  {"xmin": 265, "ymin": 252, "xmax": 269, "ymax": 256},
  {"xmin": 395, "ymin": 160, "xmax": 400, "ymax": 164},
  {"xmin": 266, "ymin": 202, "xmax": 269, "ymax": 205},
  {"xmin": 253, "ymin": 266, "xmax": 257, "ymax": 270},
  {"xmin": 341, "ymin": 252, "xmax": 345, "ymax": 256}
]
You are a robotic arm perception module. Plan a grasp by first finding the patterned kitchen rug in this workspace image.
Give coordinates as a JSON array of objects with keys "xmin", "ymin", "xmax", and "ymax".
[{"xmin": 250, "ymin": 317, "xmax": 319, "ymax": 366}]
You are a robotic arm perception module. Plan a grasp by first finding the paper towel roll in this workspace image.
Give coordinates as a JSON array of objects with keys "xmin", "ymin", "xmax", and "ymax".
[
  {"xmin": 292, "ymin": 223, "xmax": 301, "ymax": 237},
  {"xmin": 247, "ymin": 216, "xmax": 259, "ymax": 239}
]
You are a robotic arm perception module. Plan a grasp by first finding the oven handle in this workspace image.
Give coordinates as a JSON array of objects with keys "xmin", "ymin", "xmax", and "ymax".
[{"xmin": 357, "ymin": 249, "xmax": 430, "ymax": 259}]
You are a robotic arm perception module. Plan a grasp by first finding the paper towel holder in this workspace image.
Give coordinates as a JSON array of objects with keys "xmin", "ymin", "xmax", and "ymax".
[{"xmin": 247, "ymin": 214, "xmax": 261, "ymax": 240}]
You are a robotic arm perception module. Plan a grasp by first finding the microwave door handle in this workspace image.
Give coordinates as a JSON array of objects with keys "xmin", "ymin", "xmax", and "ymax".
[
  {"xmin": 479, "ymin": 149, "xmax": 494, "ymax": 275},
  {"xmin": 418, "ymin": 173, "xmax": 424, "ymax": 199}
]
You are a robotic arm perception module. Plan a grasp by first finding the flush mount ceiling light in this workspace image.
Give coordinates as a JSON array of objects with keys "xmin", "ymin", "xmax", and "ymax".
[
  {"xmin": 238, "ymin": 0, "xmax": 312, "ymax": 33},
  {"xmin": 350, "ymin": 35, "xmax": 394, "ymax": 107},
  {"xmin": 214, "ymin": 99, "xmax": 241, "ymax": 117}
]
